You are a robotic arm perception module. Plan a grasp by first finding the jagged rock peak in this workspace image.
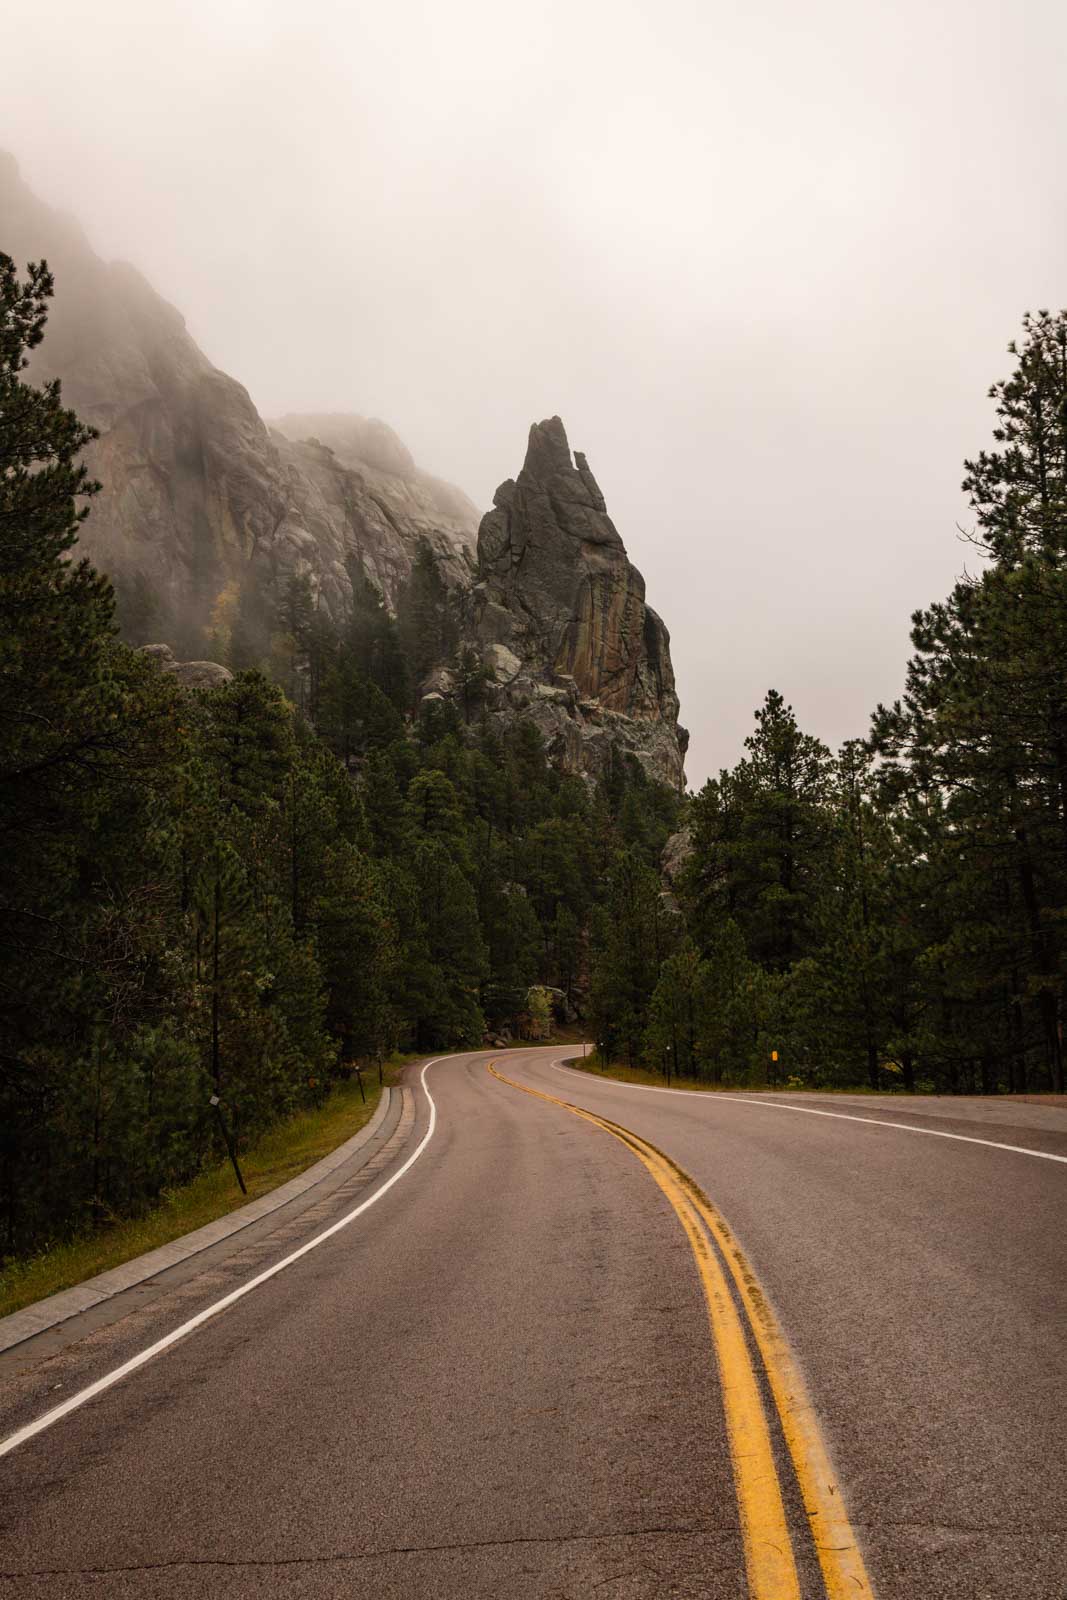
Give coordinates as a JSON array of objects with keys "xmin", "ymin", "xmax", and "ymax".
[
  {"xmin": 520, "ymin": 414, "xmax": 576, "ymax": 482},
  {"xmin": 471, "ymin": 418, "xmax": 687, "ymax": 791},
  {"xmin": 512, "ymin": 416, "xmax": 612, "ymax": 520}
]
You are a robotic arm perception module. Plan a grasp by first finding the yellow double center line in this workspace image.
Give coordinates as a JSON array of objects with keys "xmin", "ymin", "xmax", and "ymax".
[{"xmin": 487, "ymin": 1061, "xmax": 874, "ymax": 1600}]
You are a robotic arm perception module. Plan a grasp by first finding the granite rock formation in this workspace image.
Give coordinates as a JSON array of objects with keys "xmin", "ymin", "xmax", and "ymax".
[
  {"xmin": 3, "ymin": 156, "xmax": 686, "ymax": 789},
  {"xmin": 267, "ymin": 414, "xmax": 479, "ymax": 600},
  {"xmin": 1, "ymin": 153, "xmax": 476, "ymax": 641},
  {"xmin": 469, "ymin": 418, "xmax": 687, "ymax": 789}
]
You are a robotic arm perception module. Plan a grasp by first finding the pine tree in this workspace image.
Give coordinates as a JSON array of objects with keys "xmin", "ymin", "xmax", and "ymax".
[
  {"xmin": 644, "ymin": 940, "xmax": 707, "ymax": 1081},
  {"xmin": 962, "ymin": 310, "xmax": 1067, "ymax": 565},
  {"xmin": 0, "ymin": 259, "xmax": 191, "ymax": 1250},
  {"xmin": 872, "ymin": 313, "xmax": 1067, "ymax": 1090},
  {"xmin": 590, "ymin": 849, "xmax": 677, "ymax": 1067},
  {"xmin": 804, "ymin": 742, "xmax": 896, "ymax": 1088},
  {"xmin": 396, "ymin": 538, "xmax": 458, "ymax": 693},
  {"xmin": 344, "ymin": 557, "xmax": 410, "ymax": 709},
  {"xmin": 686, "ymin": 691, "xmax": 835, "ymax": 972},
  {"xmin": 409, "ymin": 839, "xmax": 487, "ymax": 1046}
]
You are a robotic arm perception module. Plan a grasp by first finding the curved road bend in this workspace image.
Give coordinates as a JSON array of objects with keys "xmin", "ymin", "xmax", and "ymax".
[{"xmin": 0, "ymin": 1047, "xmax": 1062, "ymax": 1598}]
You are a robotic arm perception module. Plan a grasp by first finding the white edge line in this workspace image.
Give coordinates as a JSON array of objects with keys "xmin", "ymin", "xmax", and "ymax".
[
  {"xmin": 549, "ymin": 1060, "xmax": 1067, "ymax": 1166},
  {"xmin": 0, "ymin": 1057, "xmax": 444, "ymax": 1461}
]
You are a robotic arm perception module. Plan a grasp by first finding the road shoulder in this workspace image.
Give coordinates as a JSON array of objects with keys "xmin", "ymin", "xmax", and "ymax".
[{"xmin": 0, "ymin": 1086, "xmax": 399, "ymax": 1358}]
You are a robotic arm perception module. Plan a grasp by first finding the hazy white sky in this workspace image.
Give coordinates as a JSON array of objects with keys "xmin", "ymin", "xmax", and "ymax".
[{"xmin": 5, "ymin": 0, "xmax": 1066, "ymax": 785}]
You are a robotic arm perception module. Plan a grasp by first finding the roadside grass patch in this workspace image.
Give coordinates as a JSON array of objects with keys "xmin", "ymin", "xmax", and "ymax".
[
  {"xmin": 566, "ymin": 1054, "xmax": 925, "ymax": 1095},
  {"xmin": 0, "ymin": 1056, "xmax": 415, "ymax": 1322},
  {"xmin": 566, "ymin": 1056, "xmax": 729, "ymax": 1092}
]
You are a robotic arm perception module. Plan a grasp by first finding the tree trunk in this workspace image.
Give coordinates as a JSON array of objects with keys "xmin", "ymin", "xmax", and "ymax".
[
  {"xmin": 866, "ymin": 1034, "xmax": 879, "ymax": 1092},
  {"xmin": 212, "ymin": 855, "xmax": 222, "ymax": 1092},
  {"xmin": 1014, "ymin": 829, "xmax": 1063, "ymax": 1090}
]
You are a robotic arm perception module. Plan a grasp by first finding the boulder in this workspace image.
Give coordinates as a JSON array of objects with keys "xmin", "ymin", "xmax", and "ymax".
[
  {"xmin": 171, "ymin": 660, "xmax": 234, "ymax": 690},
  {"xmin": 485, "ymin": 642, "xmax": 523, "ymax": 683},
  {"xmin": 138, "ymin": 644, "xmax": 232, "ymax": 689},
  {"xmin": 419, "ymin": 665, "xmax": 456, "ymax": 698}
]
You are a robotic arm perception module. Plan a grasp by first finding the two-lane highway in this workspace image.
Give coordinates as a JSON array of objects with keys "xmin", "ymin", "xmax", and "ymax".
[
  {"xmin": 1, "ymin": 1047, "xmax": 1064, "ymax": 1598},
  {"xmin": 506, "ymin": 1055, "xmax": 1067, "ymax": 1599}
]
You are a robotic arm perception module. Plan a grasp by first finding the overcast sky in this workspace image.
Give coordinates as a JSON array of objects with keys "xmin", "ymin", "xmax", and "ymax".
[{"xmin": 5, "ymin": 0, "xmax": 1066, "ymax": 786}]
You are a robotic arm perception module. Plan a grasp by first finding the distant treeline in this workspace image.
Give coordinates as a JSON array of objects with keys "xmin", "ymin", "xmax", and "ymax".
[
  {"xmin": 0, "ymin": 253, "xmax": 680, "ymax": 1258},
  {"xmin": 592, "ymin": 311, "xmax": 1067, "ymax": 1100}
]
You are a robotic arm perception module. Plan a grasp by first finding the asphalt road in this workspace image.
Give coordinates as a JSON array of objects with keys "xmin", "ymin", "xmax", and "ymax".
[{"xmin": 0, "ymin": 1048, "xmax": 1064, "ymax": 1599}]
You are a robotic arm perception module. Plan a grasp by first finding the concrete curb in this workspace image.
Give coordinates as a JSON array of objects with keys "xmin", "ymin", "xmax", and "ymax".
[{"xmin": 0, "ymin": 1087, "xmax": 393, "ymax": 1357}]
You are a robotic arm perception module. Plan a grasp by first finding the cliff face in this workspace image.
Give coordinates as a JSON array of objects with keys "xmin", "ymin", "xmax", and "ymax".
[
  {"xmin": 470, "ymin": 418, "xmax": 687, "ymax": 789},
  {"xmin": 0, "ymin": 153, "xmax": 476, "ymax": 640},
  {"xmin": 268, "ymin": 414, "xmax": 479, "ymax": 603}
]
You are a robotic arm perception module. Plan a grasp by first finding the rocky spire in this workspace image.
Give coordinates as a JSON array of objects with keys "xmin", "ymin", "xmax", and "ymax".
[{"xmin": 470, "ymin": 418, "xmax": 687, "ymax": 789}]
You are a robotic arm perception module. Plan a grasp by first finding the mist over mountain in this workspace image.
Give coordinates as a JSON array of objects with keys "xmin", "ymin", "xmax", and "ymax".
[
  {"xmin": 1, "ymin": 154, "xmax": 476, "ymax": 631},
  {"xmin": 1, "ymin": 152, "xmax": 685, "ymax": 787}
]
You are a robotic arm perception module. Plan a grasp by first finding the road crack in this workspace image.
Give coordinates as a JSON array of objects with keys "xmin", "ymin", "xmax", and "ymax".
[{"xmin": 0, "ymin": 1522, "xmax": 735, "ymax": 1580}]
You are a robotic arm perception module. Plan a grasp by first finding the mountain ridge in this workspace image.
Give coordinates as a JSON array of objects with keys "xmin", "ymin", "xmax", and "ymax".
[
  {"xmin": 1, "ymin": 152, "xmax": 477, "ymax": 642},
  {"xmin": 1, "ymin": 153, "xmax": 686, "ymax": 788}
]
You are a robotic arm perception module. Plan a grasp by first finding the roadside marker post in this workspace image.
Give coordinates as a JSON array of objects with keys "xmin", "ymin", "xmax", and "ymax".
[
  {"xmin": 0, "ymin": 1053, "xmax": 449, "ymax": 1464},
  {"xmin": 209, "ymin": 1094, "xmax": 247, "ymax": 1195}
]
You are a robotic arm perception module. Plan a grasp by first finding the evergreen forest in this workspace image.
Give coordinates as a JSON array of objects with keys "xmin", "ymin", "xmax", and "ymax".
[
  {"xmin": 599, "ymin": 312, "xmax": 1067, "ymax": 1103},
  {"xmin": 0, "ymin": 256, "xmax": 679, "ymax": 1258},
  {"xmin": 2, "ymin": 256, "xmax": 1065, "ymax": 1263}
]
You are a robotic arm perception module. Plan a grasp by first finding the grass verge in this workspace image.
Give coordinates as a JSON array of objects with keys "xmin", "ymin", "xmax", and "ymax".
[
  {"xmin": 0, "ymin": 1057, "xmax": 415, "ymax": 1323},
  {"xmin": 562, "ymin": 1055, "xmax": 729, "ymax": 1092},
  {"xmin": 560, "ymin": 1054, "xmax": 914, "ymax": 1095}
]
